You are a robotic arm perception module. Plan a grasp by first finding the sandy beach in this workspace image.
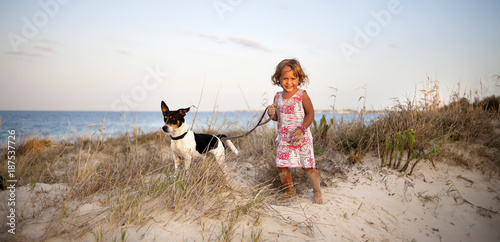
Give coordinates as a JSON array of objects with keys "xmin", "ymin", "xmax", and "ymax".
[{"xmin": 1, "ymin": 145, "xmax": 499, "ymax": 241}]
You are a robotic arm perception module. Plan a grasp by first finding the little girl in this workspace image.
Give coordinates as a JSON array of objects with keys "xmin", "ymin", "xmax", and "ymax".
[{"xmin": 267, "ymin": 59, "xmax": 323, "ymax": 204}]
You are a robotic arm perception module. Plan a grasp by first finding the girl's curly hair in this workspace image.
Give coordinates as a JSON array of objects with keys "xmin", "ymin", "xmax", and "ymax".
[{"xmin": 271, "ymin": 59, "xmax": 309, "ymax": 87}]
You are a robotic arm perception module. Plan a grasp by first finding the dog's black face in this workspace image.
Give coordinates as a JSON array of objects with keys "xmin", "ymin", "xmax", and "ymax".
[{"xmin": 161, "ymin": 101, "xmax": 190, "ymax": 134}]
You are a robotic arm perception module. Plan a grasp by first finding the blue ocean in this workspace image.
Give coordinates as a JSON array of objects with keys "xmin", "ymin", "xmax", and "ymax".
[{"xmin": 0, "ymin": 111, "xmax": 379, "ymax": 144}]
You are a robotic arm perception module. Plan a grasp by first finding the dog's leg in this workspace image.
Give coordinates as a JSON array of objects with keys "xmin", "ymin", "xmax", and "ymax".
[
  {"xmin": 215, "ymin": 155, "xmax": 229, "ymax": 175},
  {"xmin": 173, "ymin": 154, "xmax": 181, "ymax": 175},
  {"xmin": 184, "ymin": 154, "xmax": 192, "ymax": 172},
  {"xmin": 212, "ymin": 141, "xmax": 229, "ymax": 175}
]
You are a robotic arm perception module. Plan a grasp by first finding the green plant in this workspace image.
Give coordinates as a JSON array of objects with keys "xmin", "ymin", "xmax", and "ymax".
[
  {"xmin": 93, "ymin": 228, "xmax": 104, "ymax": 242},
  {"xmin": 250, "ymin": 227, "xmax": 263, "ymax": 242},
  {"xmin": 381, "ymin": 129, "xmax": 441, "ymax": 174},
  {"xmin": 218, "ymin": 209, "xmax": 241, "ymax": 242},
  {"xmin": 121, "ymin": 229, "xmax": 127, "ymax": 242},
  {"xmin": 381, "ymin": 138, "xmax": 392, "ymax": 167},
  {"xmin": 408, "ymin": 145, "xmax": 441, "ymax": 175},
  {"xmin": 394, "ymin": 132, "xmax": 406, "ymax": 169},
  {"xmin": 312, "ymin": 114, "xmax": 334, "ymax": 139},
  {"xmin": 400, "ymin": 129, "xmax": 416, "ymax": 172}
]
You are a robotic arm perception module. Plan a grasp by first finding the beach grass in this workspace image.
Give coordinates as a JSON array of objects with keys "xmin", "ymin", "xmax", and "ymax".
[{"xmin": 0, "ymin": 81, "xmax": 499, "ymax": 240}]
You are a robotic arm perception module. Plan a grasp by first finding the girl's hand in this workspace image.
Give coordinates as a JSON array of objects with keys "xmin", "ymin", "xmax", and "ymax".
[
  {"xmin": 291, "ymin": 128, "xmax": 304, "ymax": 143},
  {"xmin": 268, "ymin": 104, "xmax": 276, "ymax": 119}
]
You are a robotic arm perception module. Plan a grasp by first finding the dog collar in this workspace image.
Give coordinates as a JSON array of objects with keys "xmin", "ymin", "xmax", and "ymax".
[{"xmin": 170, "ymin": 131, "xmax": 188, "ymax": 140}]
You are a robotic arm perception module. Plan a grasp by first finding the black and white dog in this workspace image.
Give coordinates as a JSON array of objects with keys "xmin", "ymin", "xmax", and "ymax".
[{"xmin": 161, "ymin": 101, "xmax": 238, "ymax": 174}]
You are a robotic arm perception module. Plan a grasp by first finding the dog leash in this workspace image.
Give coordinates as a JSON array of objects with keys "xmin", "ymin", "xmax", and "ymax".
[{"xmin": 221, "ymin": 107, "xmax": 271, "ymax": 140}]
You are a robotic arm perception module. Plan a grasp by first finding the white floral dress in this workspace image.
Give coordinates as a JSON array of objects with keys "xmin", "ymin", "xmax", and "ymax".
[{"xmin": 275, "ymin": 89, "xmax": 316, "ymax": 168}]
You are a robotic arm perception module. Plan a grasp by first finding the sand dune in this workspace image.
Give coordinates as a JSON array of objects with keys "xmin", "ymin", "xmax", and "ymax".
[{"xmin": 1, "ymin": 152, "xmax": 499, "ymax": 241}]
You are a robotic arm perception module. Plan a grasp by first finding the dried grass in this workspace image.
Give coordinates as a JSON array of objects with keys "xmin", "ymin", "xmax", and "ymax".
[{"xmin": 0, "ymin": 79, "xmax": 498, "ymax": 240}]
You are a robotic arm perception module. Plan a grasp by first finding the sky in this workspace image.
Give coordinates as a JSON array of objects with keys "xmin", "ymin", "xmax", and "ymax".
[{"xmin": 0, "ymin": 0, "xmax": 499, "ymax": 112}]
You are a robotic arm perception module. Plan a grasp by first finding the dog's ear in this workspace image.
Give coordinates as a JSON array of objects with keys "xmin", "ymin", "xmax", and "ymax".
[
  {"xmin": 161, "ymin": 101, "xmax": 169, "ymax": 115},
  {"xmin": 179, "ymin": 107, "xmax": 190, "ymax": 117}
]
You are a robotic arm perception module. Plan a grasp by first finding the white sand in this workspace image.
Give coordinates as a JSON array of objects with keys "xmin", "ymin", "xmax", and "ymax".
[{"xmin": 1, "ymin": 155, "xmax": 499, "ymax": 241}]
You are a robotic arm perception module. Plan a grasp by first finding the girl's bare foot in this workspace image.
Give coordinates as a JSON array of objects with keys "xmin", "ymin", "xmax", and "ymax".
[
  {"xmin": 303, "ymin": 168, "xmax": 323, "ymax": 204},
  {"xmin": 313, "ymin": 192, "xmax": 323, "ymax": 204},
  {"xmin": 280, "ymin": 189, "xmax": 296, "ymax": 200}
]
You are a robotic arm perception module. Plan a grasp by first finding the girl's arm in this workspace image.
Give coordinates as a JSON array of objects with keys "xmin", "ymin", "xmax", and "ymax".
[
  {"xmin": 267, "ymin": 94, "xmax": 279, "ymax": 121},
  {"xmin": 301, "ymin": 90, "xmax": 315, "ymax": 129},
  {"xmin": 268, "ymin": 104, "xmax": 278, "ymax": 121},
  {"xmin": 291, "ymin": 90, "xmax": 314, "ymax": 142}
]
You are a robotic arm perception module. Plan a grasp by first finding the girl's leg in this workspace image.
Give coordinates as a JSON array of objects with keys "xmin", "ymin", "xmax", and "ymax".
[
  {"xmin": 278, "ymin": 167, "xmax": 296, "ymax": 197},
  {"xmin": 303, "ymin": 168, "xmax": 323, "ymax": 204}
]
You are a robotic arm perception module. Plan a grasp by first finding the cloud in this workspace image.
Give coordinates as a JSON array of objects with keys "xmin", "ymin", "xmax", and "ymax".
[
  {"xmin": 198, "ymin": 33, "xmax": 223, "ymax": 43},
  {"xmin": 39, "ymin": 39, "xmax": 62, "ymax": 45},
  {"xmin": 4, "ymin": 51, "xmax": 42, "ymax": 57},
  {"xmin": 193, "ymin": 32, "xmax": 271, "ymax": 51},
  {"xmin": 4, "ymin": 39, "xmax": 61, "ymax": 57},
  {"xmin": 34, "ymin": 45, "xmax": 54, "ymax": 52},
  {"xmin": 227, "ymin": 37, "xmax": 270, "ymax": 51}
]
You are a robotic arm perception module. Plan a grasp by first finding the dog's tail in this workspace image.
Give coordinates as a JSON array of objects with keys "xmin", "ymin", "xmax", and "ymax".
[
  {"xmin": 217, "ymin": 134, "xmax": 239, "ymax": 155},
  {"xmin": 225, "ymin": 139, "xmax": 239, "ymax": 155}
]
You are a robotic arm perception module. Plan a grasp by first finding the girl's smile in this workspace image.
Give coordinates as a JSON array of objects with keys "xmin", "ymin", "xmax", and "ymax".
[{"xmin": 280, "ymin": 66, "xmax": 299, "ymax": 95}]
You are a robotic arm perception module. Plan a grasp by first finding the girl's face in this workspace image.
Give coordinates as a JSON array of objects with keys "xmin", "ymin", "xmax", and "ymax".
[{"xmin": 280, "ymin": 65, "xmax": 299, "ymax": 94}]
